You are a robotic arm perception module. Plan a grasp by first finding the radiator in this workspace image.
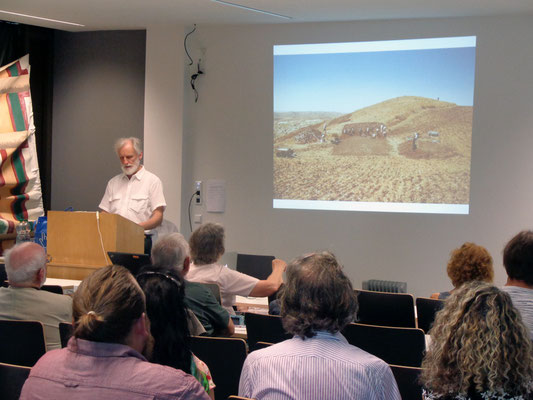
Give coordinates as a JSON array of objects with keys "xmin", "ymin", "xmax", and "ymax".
[{"xmin": 362, "ymin": 279, "xmax": 407, "ymax": 293}]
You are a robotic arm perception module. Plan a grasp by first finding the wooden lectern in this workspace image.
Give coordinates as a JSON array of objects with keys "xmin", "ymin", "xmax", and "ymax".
[{"xmin": 46, "ymin": 211, "xmax": 144, "ymax": 280}]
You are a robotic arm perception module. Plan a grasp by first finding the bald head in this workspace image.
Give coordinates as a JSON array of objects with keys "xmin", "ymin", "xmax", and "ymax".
[{"xmin": 4, "ymin": 242, "xmax": 47, "ymax": 287}]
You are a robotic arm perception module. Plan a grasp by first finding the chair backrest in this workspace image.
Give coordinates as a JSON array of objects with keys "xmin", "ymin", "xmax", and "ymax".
[
  {"xmin": 0, "ymin": 362, "xmax": 32, "ymax": 400},
  {"xmin": 236, "ymin": 253, "xmax": 275, "ymax": 281},
  {"xmin": 41, "ymin": 284, "xmax": 63, "ymax": 294},
  {"xmin": 244, "ymin": 313, "xmax": 292, "ymax": 351},
  {"xmin": 390, "ymin": 364, "xmax": 424, "ymax": 400},
  {"xmin": 355, "ymin": 289, "xmax": 416, "ymax": 328},
  {"xmin": 227, "ymin": 396, "xmax": 255, "ymax": 400},
  {"xmin": 59, "ymin": 322, "xmax": 74, "ymax": 348},
  {"xmin": 190, "ymin": 336, "xmax": 248, "ymax": 400},
  {"xmin": 253, "ymin": 341, "xmax": 274, "ymax": 351},
  {"xmin": 0, "ymin": 264, "xmax": 7, "ymax": 287},
  {"xmin": 0, "ymin": 320, "xmax": 46, "ymax": 367},
  {"xmin": 416, "ymin": 297, "xmax": 445, "ymax": 333},
  {"xmin": 198, "ymin": 282, "xmax": 222, "ymax": 305},
  {"xmin": 341, "ymin": 322, "xmax": 426, "ymax": 367}
]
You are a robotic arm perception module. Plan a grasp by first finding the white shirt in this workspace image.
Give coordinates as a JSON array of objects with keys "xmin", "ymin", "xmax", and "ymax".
[
  {"xmin": 501, "ymin": 285, "xmax": 533, "ymax": 339},
  {"xmin": 239, "ymin": 331, "xmax": 401, "ymax": 400},
  {"xmin": 99, "ymin": 166, "xmax": 166, "ymax": 233},
  {"xmin": 186, "ymin": 262, "xmax": 259, "ymax": 314}
]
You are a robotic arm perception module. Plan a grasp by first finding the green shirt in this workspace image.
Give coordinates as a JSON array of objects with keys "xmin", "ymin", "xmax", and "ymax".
[{"xmin": 184, "ymin": 280, "xmax": 229, "ymax": 336}]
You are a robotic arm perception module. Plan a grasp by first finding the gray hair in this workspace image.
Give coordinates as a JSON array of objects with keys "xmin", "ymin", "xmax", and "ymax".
[
  {"xmin": 114, "ymin": 137, "xmax": 142, "ymax": 155},
  {"xmin": 151, "ymin": 233, "xmax": 190, "ymax": 272},
  {"xmin": 4, "ymin": 242, "xmax": 47, "ymax": 284}
]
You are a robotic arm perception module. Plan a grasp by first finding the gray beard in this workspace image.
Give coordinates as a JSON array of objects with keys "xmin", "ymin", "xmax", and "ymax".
[{"xmin": 121, "ymin": 161, "xmax": 140, "ymax": 175}]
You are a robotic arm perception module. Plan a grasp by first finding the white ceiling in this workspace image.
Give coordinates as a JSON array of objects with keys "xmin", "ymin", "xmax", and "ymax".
[{"xmin": 1, "ymin": 0, "xmax": 532, "ymax": 31}]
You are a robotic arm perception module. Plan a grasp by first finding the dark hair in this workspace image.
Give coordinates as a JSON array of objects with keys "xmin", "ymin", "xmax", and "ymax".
[
  {"xmin": 447, "ymin": 242, "xmax": 493, "ymax": 287},
  {"xmin": 189, "ymin": 223, "xmax": 225, "ymax": 265},
  {"xmin": 73, "ymin": 265, "xmax": 145, "ymax": 344},
  {"xmin": 136, "ymin": 265, "xmax": 192, "ymax": 374},
  {"xmin": 503, "ymin": 230, "xmax": 533, "ymax": 286},
  {"xmin": 280, "ymin": 251, "xmax": 358, "ymax": 339}
]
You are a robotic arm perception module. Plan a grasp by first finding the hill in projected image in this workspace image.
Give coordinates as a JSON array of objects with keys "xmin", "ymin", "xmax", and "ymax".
[{"xmin": 274, "ymin": 96, "xmax": 472, "ymax": 205}]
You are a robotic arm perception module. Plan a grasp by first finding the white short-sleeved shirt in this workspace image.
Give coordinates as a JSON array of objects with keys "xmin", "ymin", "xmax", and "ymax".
[
  {"xmin": 99, "ymin": 166, "xmax": 166, "ymax": 233},
  {"xmin": 186, "ymin": 262, "xmax": 259, "ymax": 314}
]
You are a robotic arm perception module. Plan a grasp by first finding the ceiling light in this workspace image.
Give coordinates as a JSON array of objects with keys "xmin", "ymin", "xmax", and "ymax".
[
  {"xmin": 210, "ymin": 0, "xmax": 292, "ymax": 20},
  {"xmin": 0, "ymin": 10, "xmax": 85, "ymax": 27}
]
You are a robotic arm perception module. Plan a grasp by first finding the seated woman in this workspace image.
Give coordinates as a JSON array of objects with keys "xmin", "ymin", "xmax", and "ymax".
[
  {"xmin": 136, "ymin": 266, "xmax": 215, "ymax": 399},
  {"xmin": 431, "ymin": 242, "xmax": 493, "ymax": 299},
  {"xmin": 186, "ymin": 223, "xmax": 286, "ymax": 314},
  {"xmin": 421, "ymin": 281, "xmax": 533, "ymax": 400}
]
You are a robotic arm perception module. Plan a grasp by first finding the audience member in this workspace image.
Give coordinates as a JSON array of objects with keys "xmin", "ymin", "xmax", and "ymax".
[
  {"xmin": 0, "ymin": 242, "xmax": 71, "ymax": 351},
  {"xmin": 238, "ymin": 251, "xmax": 400, "ymax": 400},
  {"xmin": 20, "ymin": 265, "xmax": 209, "ymax": 400},
  {"xmin": 501, "ymin": 230, "xmax": 533, "ymax": 338},
  {"xmin": 151, "ymin": 233, "xmax": 234, "ymax": 336},
  {"xmin": 431, "ymin": 242, "xmax": 493, "ymax": 299},
  {"xmin": 187, "ymin": 223, "xmax": 286, "ymax": 314},
  {"xmin": 137, "ymin": 265, "xmax": 215, "ymax": 399},
  {"xmin": 421, "ymin": 281, "xmax": 533, "ymax": 400}
]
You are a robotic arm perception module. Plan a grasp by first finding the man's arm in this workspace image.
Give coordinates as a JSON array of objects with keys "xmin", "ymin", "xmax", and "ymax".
[
  {"xmin": 139, "ymin": 206, "xmax": 164, "ymax": 230},
  {"xmin": 222, "ymin": 316, "xmax": 235, "ymax": 336},
  {"xmin": 248, "ymin": 259, "xmax": 286, "ymax": 297}
]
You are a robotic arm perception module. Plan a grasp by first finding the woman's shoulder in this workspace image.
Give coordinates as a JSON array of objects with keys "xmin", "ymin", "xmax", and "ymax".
[{"xmin": 423, "ymin": 388, "xmax": 532, "ymax": 400}]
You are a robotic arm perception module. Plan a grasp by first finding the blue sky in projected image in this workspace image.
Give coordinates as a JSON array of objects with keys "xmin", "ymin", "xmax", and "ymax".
[{"xmin": 274, "ymin": 47, "xmax": 476, "ymax": 114}]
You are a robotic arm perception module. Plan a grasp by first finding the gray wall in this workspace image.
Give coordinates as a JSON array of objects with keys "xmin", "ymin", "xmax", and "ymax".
[
  {"xmin": 51, "ymin": 30, "xmax": 146, "ymax": 211},
  {"xmin": 181, "ymin": 16, "xmax": 533, "ymax": 297}
]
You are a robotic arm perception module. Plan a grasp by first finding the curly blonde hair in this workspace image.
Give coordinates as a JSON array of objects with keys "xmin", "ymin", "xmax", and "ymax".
[
  {"xmin": 421, "ymin": 281, "xmax": 533, "ymax": 397},
  {"xmin": 447, "ymin": 242, "xmax": 494, "ymax": 287}
]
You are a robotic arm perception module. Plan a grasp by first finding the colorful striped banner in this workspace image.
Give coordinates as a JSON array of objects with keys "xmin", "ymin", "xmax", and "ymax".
[{"xmin": 0, "ymin": 55, "xmax": 44, "ymax": 234}]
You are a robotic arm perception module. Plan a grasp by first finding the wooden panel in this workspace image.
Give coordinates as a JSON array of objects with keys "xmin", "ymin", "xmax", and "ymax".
[
  {"xmin": 114, "ymin": 213, "xmax": 144, "ymax": 253},
  {"xmin": 47, "ymin": 263, "xmax": 100, "ymax": 281},
  {"xmin": 47, "ymin": 211, "xmax": 144, "ymax": 269}
]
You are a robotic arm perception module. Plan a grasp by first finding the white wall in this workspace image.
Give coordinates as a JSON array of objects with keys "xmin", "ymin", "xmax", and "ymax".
[
  {"xmin": 143, "ymin": 25, "xmax": 185, "ymax": 227},
  {"xmin": 181, "ymin": 16, "xmax": 533, "ymax": 297}
]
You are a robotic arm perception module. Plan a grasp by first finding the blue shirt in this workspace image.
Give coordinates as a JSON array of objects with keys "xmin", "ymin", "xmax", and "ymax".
[{"xmin": 239, "ymin": 331, "xmax": 401, "ymax": 400}]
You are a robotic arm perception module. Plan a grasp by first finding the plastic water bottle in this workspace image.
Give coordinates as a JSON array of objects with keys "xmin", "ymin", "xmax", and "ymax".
[{"xmin": 16, "ymin": 220, "xmax": 31, "ymax": 243}]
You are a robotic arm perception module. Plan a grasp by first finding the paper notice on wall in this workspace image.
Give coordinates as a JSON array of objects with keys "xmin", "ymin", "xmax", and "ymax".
[{"xmin": 206, "ymin": 179, "xmax": 226, "ymax": 213}]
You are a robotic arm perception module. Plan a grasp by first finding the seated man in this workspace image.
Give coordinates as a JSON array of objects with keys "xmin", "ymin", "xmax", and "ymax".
[
  {"xmin": 502, "ymin": 230, "xmax": 533, "ymax": 338},
  {"xmin": 151, "ymin": 233, "xmax": 234, "ymax": 336},
  {"xmin": 20, "ymin": 265, "xmax": 209, "ymax": 400},
  {"xmin": 187, "ymin": 223, "xmax": 286, "ymax": 314},
  {"xmin": 0, "ymin": 242, "xmax": 72, "ymax": 351},
  {"xmin": 238, "ymin": 252, "xmax": 400, "ymax": 400}
]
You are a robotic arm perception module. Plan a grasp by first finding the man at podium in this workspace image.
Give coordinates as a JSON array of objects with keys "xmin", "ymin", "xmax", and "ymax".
[{"xmin": 99, "ymin": 137, "xmax": 166, "ymax": 254}]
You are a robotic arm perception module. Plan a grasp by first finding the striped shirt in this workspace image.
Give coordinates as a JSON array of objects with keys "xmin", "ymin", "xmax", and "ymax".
[
  {"xmin": 501, "ymin": 285, "xmax": 533, "ymax": 339},
  {"xmin": 238, "ymin": 331, "xmax": 400, "ymax": 400}
]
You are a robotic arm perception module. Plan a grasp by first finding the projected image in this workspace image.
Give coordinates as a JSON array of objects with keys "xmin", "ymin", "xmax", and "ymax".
[{"xmin": 273, "ymin": 37, "xmax": 476, "ymax": 214}]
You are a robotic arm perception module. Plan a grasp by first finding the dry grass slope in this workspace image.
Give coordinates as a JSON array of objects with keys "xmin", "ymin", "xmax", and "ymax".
[{"xmin": 274, "ymin": 96, "xmax": 472, "ymax": 204}]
